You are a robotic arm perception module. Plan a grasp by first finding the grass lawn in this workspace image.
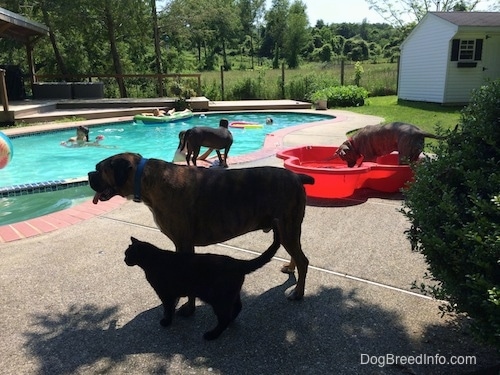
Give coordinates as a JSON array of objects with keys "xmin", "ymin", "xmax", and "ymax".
[{"xmin": 345, "ymin": 96, "xmax": 463, "ymax": 133}]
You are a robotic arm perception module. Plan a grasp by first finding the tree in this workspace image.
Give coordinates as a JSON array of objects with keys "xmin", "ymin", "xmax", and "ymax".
[
  {"xmin": 345, "ymin": 38, "xmax": 369, "ymax": 61},
  {"xmin": 160, "ymin": 0, "xmax": 212, "ymax": 69},
  {"xmin": 283, "ymin": 0, "xmax": 309, "ymax": 68},
  {"xmin": 331, "ymin": 35, "xmax": 346, "ymax": 57},
  {"xmin": 151, "ymin": 0, "xmax": 164, "ymax": 94},
  {"xmin": 365, "ymin": 0, "xmax": 486, "ymax": 26},
  {"xmin": 261, "ymin": 0, "xmax": 289, "ymax": 60},
  {"xmin": 207, "ymin": 0, "xmax": 242, "ymax": 70},
  {"xmin": 237, "ymin": 0, "xmax": 266, "ymax": 68},
  {"xmin": 37, "ymin": 0, "xmax": 69, "ymax": 75},
  {"xmin": 319, "ymin": 44, "xmax": 332, "ymax": 62}
]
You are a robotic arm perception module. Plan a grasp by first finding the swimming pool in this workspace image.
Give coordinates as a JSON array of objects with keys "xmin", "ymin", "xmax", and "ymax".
[
  {"xmin": 1, "ymin": 112, "xmax": 332, "ymax": 188},
  {"xmin": 1, "ymin": 184, "xmax": 93, "ymax": 226},
  {"xmin": 0, "ymin": 111, "xmax": 333, "ymax": 225}
]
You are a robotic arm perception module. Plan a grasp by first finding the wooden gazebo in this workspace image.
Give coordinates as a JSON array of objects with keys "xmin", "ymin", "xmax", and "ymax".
[{"xmin": 0, "ymin": 7, "xmax": 49, "ymax": 124}]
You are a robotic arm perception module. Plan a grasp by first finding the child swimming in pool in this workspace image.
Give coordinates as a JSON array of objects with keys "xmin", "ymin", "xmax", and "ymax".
[{"xmin": 61, "ymin": 126, "xmax": 106, "ymax": 148}]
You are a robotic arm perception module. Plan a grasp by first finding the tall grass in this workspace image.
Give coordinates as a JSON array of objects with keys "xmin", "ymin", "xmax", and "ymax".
[
  {"xmin": 200, "ymin": 62, "xmax": 398, "ymax": 101},
  {"xmin": 50, "ymin": 62, "xmax": 397, "ymax": 101}
]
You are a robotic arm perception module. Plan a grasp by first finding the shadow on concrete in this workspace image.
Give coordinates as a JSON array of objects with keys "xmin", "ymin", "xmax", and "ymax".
[
  {"xmin": 23, "ymin": 275, "xmax": 497, "ymax": 375},
  {"xmin": 307, "ymin": 189, "xmax": 405, "ymax": 207}
]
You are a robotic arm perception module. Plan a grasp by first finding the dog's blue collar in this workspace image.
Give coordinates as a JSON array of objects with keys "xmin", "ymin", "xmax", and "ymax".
[{"xmin": 133, "ymin": 157, "xmax": 148, "ymax": 202}]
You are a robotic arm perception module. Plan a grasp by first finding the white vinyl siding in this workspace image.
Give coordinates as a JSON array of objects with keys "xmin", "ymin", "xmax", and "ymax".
[
  {"xmin": 398, "ymin": 12, "xmax": 500, "ymax": 104},
  {"xmin": 398, "ymin": 15, "xmax": 458, "ymax": 103},
  {"xmin": 444, "ymin": 32, "xmax": 488, "ymax": 103}
]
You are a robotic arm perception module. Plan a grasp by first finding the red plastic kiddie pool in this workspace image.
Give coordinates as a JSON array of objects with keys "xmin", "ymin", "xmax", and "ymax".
[{"xmin": 277, "ymin": 146, "xmax": 414, "ymax": 199}]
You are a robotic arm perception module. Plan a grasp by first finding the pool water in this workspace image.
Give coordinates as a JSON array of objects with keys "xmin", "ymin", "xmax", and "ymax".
[
  {"xmin": 1, "ymin": 112, "xmax": 331, "ymax": 188},
  {"xmin": 0, "ymin": 185, "xmax": 93, "ymax": 225},
  {"xmin": 0, "ymin": 112, "xmax": 333, "ymax": 226}
]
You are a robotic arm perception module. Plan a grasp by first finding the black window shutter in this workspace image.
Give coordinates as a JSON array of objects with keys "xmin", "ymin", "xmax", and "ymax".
[
  {"xmin": 451, "ymin": 39, "xmax": 460, "ymax": 61},
  {"xmin": 474, "ymin": 39, "xmax": 483, "ymax": 61}
]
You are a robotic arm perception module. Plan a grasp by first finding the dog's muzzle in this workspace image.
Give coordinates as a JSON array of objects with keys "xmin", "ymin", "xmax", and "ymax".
[{"xmin": 88, "ymin": 171, "xmax": 117, "ymax": 204}]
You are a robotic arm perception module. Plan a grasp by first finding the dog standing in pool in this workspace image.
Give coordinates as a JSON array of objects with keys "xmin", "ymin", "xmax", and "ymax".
[{"xmin": 334, "ymin": 122, "xmax": 444, "ymax": 167}]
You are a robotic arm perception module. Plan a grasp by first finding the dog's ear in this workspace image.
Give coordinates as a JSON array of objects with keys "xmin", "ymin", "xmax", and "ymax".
[{"xmin": 111, "ymin": 157, "xmax": 132, "ymax": 187}]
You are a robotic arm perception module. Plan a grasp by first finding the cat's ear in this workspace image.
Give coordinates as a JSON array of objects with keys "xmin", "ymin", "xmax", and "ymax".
[{"xmin": 131, "ymin": 236, "xmax": 138, "ymax": 243}]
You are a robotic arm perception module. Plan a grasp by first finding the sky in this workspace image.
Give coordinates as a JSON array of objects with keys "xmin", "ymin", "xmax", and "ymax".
[
  {"xmin": 155, "ymin": 1, "xmax": 499, "ymax": 26},
  {"xmin": 266, "ymin": 0, "xmax": 499, "ymax": 26},
  {"xmin": 300, "ymin": 0, "xmax": 386, "ymax": 25}
]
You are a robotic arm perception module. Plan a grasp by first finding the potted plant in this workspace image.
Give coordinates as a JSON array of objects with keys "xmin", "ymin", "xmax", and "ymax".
[{"xmin": 310, "ymin": 89, "xmax": 329, "ymax": 110}]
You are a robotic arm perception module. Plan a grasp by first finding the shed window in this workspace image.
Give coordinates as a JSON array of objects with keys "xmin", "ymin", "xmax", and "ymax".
[
  {"xmin": 451, "ymin": 39, "xmax": 483, "ymax": 62},
  {"xmin": 459, "ymin": 40, "xmax": 475, "ymax": 60}
]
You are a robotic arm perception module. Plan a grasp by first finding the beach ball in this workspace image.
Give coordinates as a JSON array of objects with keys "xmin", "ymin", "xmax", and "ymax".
[{"xmin": 0, "ymin": 131, "xmax": 13, "ymax": 169}]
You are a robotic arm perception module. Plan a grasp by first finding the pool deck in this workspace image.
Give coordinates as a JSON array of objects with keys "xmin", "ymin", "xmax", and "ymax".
[
  {"xmin": 3, "ymin": 97, "xmax": 312, "ymax": 123},
  {"xmin": 0, "ymin": 109, "xmax": 371, "ymax": 242},
  {"xmin": 0, "ymin": 106, "xmax": 498, "ymax": 374}
]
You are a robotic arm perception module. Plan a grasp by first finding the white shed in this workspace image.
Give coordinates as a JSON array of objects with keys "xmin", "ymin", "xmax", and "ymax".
[{"xmin": 398, "ymin": 12, "xmax": 500, "ymax": 104}]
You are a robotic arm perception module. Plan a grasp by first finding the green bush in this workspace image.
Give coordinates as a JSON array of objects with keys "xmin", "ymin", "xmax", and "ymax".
[
  {"xmin": 310, "ymin": 85, "xmax": 368, "ymax": 107},
  {"xmin": 402, "ymin": 80, "xmax": 500, "ymax": 348},
  {"xmin": 286, "ymin": 73, "xmax": 338, "ymax": 101}
]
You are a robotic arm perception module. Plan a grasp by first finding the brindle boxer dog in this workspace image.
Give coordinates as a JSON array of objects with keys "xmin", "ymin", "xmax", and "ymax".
[
  {"xmin": 334, "ymin": 122, "xmax": 443, "ymax": 167},
  {"xmin": 88, "ymin": 153, "xmax": 314, "ymax": 316},
  {"xmin": 180, "ymin": 118, "xmax": 233, "ymax": 167}
]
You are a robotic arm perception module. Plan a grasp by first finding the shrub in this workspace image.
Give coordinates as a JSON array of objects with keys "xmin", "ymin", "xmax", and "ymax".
[
  {"xmin": 402, "ymin": 80, "xmax": 500, "ymax": 348},
  {"xmin": 354, "ymin": 61, "xmax": 364, "ymax": 86},
  {"xmin": 310, "ymin": 85, "xmax": 368, "ymax": 107},
  {"xmin": 228, "ymin": 77, "xmax": 257, "ymax": 99},
  {"xmin": 286, "ymin": 73, "xmax": 338, "ymax": 101},
  {"xmin": 201, "ymin": 79, "xmax": 221, "ymax": 100}
]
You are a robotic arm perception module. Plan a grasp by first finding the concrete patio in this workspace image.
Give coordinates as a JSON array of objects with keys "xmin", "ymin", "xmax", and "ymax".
[{"xmin": 0, "ymin": 109, "xmax": 498, "ymax": 374}]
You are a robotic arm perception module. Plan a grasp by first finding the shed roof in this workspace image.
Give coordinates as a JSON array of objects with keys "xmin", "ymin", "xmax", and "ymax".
[
  {"xmin": 430, "ymin": 11, "xmax": 500, "ymax": 27},
  {"xmin": 0, "ymin": 7, "xmax": 49, "ymax": 43}
]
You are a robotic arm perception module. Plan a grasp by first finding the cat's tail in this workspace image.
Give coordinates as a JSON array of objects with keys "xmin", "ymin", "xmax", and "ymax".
[{"xmin": 241, "ymin": 219, "xmax": 280, "ymax": 274}]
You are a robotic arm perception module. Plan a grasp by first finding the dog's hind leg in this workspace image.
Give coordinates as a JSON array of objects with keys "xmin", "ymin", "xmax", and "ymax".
[
  {"xmin": 185, "ymin": 145, "xmax": 193, "ymax": 166},
  {"xmin": 231, "ymin": 295, "xmax": 242, "ymax": 320},
  {"xmin": 223, "ymin": 146, "xmax": 231, "ymax": 168},
  {"xmin": 281, "ymin": 237, "xmax": 309, "ymax": 300},
  {"xmin": 191, "ymin": 147, "xmax": 201, "ymax": 166},
  {"xmin": 203, "ymin": 302, "xmax": 235, "ymax": 340}
]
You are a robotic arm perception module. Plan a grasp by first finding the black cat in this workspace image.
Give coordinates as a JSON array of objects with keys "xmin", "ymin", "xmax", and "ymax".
[{"xmin": 124, "ymin": 220, "xmax": 281, "ymax": 340}]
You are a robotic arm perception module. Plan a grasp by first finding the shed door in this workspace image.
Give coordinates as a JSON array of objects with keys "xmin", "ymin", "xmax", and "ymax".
[{"xmin": 482, "ymin": 35, "xmax": 500, "ymax": 81}]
